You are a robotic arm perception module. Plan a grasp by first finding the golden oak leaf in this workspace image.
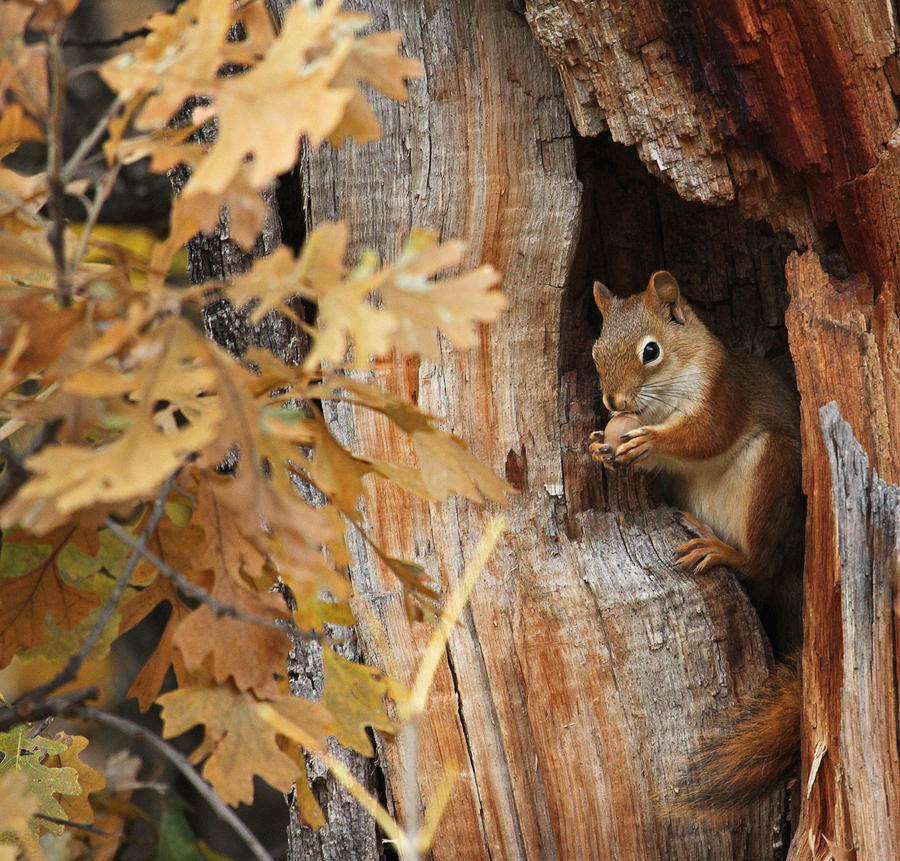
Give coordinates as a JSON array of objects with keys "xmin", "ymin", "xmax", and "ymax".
[
  {"xmin": 320, "ymin": 647, "xmax": 407, "ymax": 756},
  {"xmin": 262, "ymin": 410, "xmax": 369, "ymax": 520},
  {"xmin": 44, "ymin": 733, "xmax": 106, "ymax": 825},
  {"xmin": 325, "ymin": 30, "xmax": 423, "ymax": 147},
  {"xmin": 380, "ymin": 231, "xmax": 506, "ymax": 360},
  {"xmin": 158, "ymin": 683, "xmax": 333, "ymax": 806},
  {"xmin": 5, "ymin": 319, "xmax": 223, "ymax": 526},
  {"xmin": 172, "ymin": 572, "xmax": 291, "ymax": 698},
  {"xmin": 0, "ymin": 103, "xmax": 42, "ymax": 146},
  {"xmin": 99, "ymin": 0, "xmax": 234, "ymax": 130},
  {"xmin": 278, "ymin": 740, "xmax": 324, "ymax": 829},
  {"xmin": 0, "ymin": 295, "xmax": 82, "ymax": 384},
  {"xmin": 322, "ymin": 377, "xmax": 511, "ymax": 504},
  {"xmin": 0, "ymin": 528, "xmax": 101, "ymax": 668},
  {"xmin": 0, "ymin": 5, "xmax": 48, "ymax": 119}
]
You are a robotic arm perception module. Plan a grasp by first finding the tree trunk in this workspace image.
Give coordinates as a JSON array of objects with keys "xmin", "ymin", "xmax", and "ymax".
[
  {"xmin": 181, "ymin": 0, "xmax": 900, "ymax": 858},
  {"xmin": 292, "ymin": 1, "xmax": 796, "ymax": 859}
]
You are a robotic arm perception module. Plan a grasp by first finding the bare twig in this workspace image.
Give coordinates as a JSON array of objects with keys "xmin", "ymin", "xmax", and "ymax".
[
  {"xmin": 65, "ymin": 705, "xmax": 275, "ymax": 861},
  {"xmin": 15, "ymin": 473, "xmax": 177, "ymax": 710},
  {"xmin": 71, "ymin": 162, "xmax": 122, "ymax": 269},
  {"xmin": 62, "ymin": 93, "xmax": 126, "ymax": 183},
  {"xmin": 46, "ymin": 23, "xmax": 71, "ymax": 309},
  {"xmin": 102, "ymin": 518, "xmax": 319, "ymax": 641},
  {"xmin": 0, "ymin": 687, "xmax": 98, "ymax": 733},
  {"xmin": 34, "ymin": 813, "xmax": 112, "ymax": 837}
]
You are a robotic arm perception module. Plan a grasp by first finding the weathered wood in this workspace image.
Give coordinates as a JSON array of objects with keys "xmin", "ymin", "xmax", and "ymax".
[
  {"xmin": 784, "ymin": 254, "xmax": 900, "ymax": 860},
  {"xmin": 300, "ymin": 1, "xmax": 785, "ymax": 858},
  {"xmin": 524, "ymin": 0, "xmax": 900, "ymax": 287},
  {"xmin": 819, "ymin": 403, "xmax": 900, "ymax": 861}
]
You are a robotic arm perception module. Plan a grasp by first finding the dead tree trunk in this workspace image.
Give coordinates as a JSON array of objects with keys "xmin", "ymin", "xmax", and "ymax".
[
  {"xmin": 200, "ymin": 0, "xmax": 900, "ymax": 859},
  {"xmin": 292, "ymin": 1, "xmax": 796, "ymax": 859}
]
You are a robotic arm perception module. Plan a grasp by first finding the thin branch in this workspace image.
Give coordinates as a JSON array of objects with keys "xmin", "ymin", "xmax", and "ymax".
[
  {"xmin": 34, "ymin": 813, "xmax": 112, "ymax": 837},
  {"xmin": 102, "ymin": 518, "xmax": 319, "ymax": 641},
  {"xmin": 71, "ymin": 162, "xmax": 121, "ymax": 270},
  {"xmin": 0, "ymin": 687, "xmax": 98, "ymax": 734},
  {"xmin": 46, "ymin": 23, "xmax": 71, "ymax": 308},
  {"xmin": 16, "ymin": 473, "xmax": 177, "ymax": 710},
  {"xmin": 62, "ymin": 93, "xmax": 126, "ymax": 183},
  {"xmin": 65, "ymin": 705, "xmax": 275, "ymax": 861}
]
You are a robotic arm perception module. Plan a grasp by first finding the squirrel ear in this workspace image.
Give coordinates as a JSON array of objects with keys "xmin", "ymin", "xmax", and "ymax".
[
  {"xmin": 593, "ymin": 281, "xmax": 614, "ymax": 313},
  {"xmin": 645, "ymin": 271, "xmax": 685, "ymax": 323}
]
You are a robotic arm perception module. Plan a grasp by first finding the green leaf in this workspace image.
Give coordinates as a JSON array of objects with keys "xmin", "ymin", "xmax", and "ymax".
[
  {"xmin": 151, "ymin": 794, "xmax": 235, "ymax": 861},
  {"xmin": 0, "ymin": 727, "xmax": 81, "ymax": 832}
]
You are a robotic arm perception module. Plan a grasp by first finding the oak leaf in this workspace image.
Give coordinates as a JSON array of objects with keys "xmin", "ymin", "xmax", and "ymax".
[
  {"xmin": 320, "ymin": 647, "xmax": 407, "ymax": 756},
  {"xmin": 119, "ymin": 575, "xmax": 193, "ymax": 712},
  {"xmin": 172, "ymin": 572, "xmax": 291, "ymax": 698},
  {"xmin": 44, "ymin": 732, "xmax": 106, "ymax": 825},
  {"xmin": 322, "ymin": 378, "xmax": 510, "ymax": 504},
  {"xmin": 0, "ymin": 528, "xmax": 101, "ymax": 668},
  {"xmin": 158, "ymin": 683, "xmax": 333, "ymax": 806},
  {"xmin": 0, "ymin": 727, "xmax": 80, "ymax": 831}
]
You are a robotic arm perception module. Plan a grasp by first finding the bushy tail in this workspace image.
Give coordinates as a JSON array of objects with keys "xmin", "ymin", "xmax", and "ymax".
[{"xmin": 676, "ymin": 659, "xmax": 800, "ymax": 812}]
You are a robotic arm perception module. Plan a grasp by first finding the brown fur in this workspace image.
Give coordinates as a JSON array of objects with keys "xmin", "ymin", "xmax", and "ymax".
[
  {"xmin": 672, "ymin": 659, "xmax": 801, "ymax": 812},
  {"xmin": 590, "ymin": 271, "xmax": 804, "ymax": 811}
]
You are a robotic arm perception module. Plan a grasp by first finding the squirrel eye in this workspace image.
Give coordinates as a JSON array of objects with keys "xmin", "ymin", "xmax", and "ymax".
[{"xmin": 641, "ymin": 340, "xmax": 661, "ymax": 365}]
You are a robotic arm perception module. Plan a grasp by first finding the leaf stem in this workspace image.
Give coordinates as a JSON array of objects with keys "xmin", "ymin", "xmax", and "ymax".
[{"xmin": 66, "ymin": 704, "xmax": 275, "ymax": 861}]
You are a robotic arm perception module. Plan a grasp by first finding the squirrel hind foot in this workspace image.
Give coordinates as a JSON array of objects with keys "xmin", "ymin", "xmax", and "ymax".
[{"xmin": 675, "ymin": 535, "xmax": 750, "ymax": 575}]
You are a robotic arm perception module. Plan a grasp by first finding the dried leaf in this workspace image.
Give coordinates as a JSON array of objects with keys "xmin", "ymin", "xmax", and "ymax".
[
  {"xmin": 173, "ymin": 573, "xmax": 291, "ymax": 698},
  {"xmin": 158, "ymin": 683, "xmax": 333, "ymax": 806},
  {"xmin": 0, "ymin": 528, "xmax": 101, "ymax": 668},
  {"xmin": 119, "ymin": 575, "xmax": 193, "ymax": 711},
  {"xmin": 44, "ymin": 732, "xmax": 106, "ymax": 825},
  {"xmin": 320, "ymin": 647, "xmax": 407, "ymax": 756}
]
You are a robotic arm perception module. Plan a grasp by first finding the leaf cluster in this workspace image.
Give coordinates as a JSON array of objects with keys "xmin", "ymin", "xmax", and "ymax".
[{"xmin": 0, "ymin": 0, "xmax": 508, "ymax": 857}]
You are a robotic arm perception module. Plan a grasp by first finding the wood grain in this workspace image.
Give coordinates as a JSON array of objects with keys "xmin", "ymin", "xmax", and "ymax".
[
  {"xmin": 300, "ymin": 2, "xmax": 784, "ymax": 858},
  {"xmin": 819, "ymin": 403, "xmax": 900, "ymax": 861}
]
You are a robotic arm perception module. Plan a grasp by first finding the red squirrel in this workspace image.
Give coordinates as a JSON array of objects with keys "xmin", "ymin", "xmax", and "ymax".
[{"xmin": 588, "ymin": 270, "xmax": 804, "ymax": 810}]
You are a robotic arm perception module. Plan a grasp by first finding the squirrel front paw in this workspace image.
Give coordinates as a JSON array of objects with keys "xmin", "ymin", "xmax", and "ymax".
[
  {"xmin": 613, "ymin": 426, "xmax": 656, "ymax": 466},
  {"xmin": 588, "ymin": 430, "xmax": 617, "ymax": 469}
]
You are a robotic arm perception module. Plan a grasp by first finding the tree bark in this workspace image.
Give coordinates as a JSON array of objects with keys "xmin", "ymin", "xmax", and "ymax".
[
  {"xmin": 296, "ymin": 1, "xmax": 790, "ymax": 859},
  {"xmin": 522, "ymin": 2, "xmax": 900, "ymax": 859}
]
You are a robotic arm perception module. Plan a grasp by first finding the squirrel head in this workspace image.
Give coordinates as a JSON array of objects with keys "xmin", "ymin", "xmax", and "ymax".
[{"xmin": 591, "ymin": 271, "xmax": 720, "ymax": 423}]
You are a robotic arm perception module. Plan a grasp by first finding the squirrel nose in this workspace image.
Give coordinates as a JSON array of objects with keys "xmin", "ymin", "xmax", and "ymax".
[{"xmin": 604, "ymin": 393, "xmax": 628, "ymax": 412}]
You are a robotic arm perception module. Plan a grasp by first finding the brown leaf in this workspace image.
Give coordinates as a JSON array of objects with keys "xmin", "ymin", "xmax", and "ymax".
[
  {"xmin": 0, "ymin": 528, "xmax": 101, "ymax": 668},
  {"xmin": 158, "ymin": 683, "xmax": 333, "ymax": 806},
  {"xmin": 172, "ymin": 573, "xmax": 291, "ymax": 699},
  {"xmin": 119, "ymin": 575, "xmax": 193, "ymax": 711}
]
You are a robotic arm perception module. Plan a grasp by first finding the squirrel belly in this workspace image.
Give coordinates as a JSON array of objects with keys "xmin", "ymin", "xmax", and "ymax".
[{"xmin": 589, "ymin": 270, "xmax": 804, "ymax": 812}]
